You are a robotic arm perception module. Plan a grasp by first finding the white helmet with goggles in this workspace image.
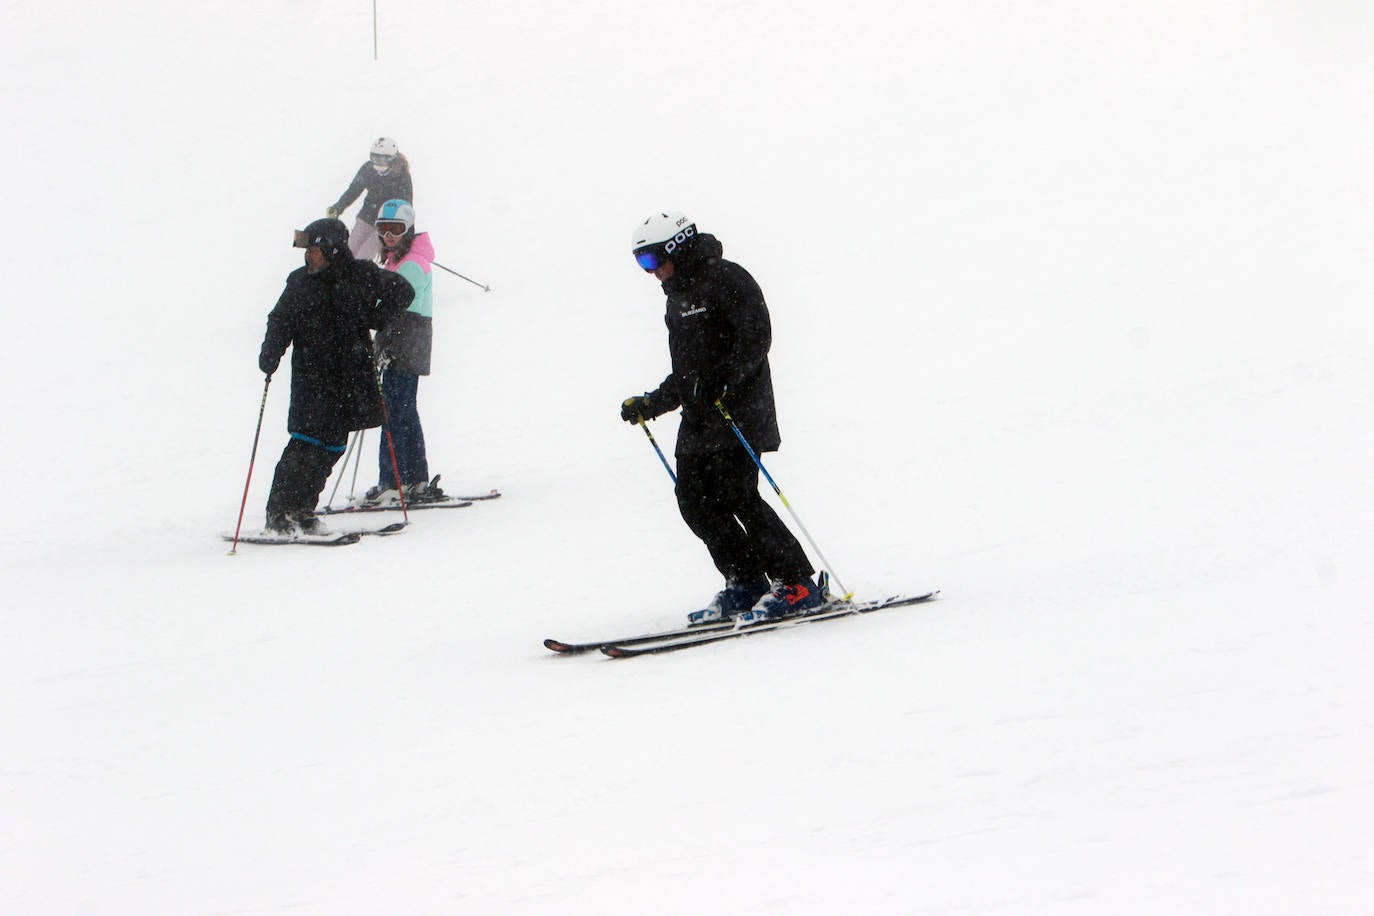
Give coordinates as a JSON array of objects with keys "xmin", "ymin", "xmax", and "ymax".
[
  {"xmin": 370, "ymin": 136, "xmax": 399, "ymax": 172},
  {"xmin": 376, "ymin": 199, "xmax": 415, "ymax": 234},
  {"xmin": 631, "ymin": 211, "xmax": 695, "ymax": 271}
]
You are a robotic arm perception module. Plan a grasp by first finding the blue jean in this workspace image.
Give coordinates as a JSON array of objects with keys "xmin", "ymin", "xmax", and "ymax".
[{"xmin": 378, "ymin": 368, "xmax": 429, "ymax": 488}]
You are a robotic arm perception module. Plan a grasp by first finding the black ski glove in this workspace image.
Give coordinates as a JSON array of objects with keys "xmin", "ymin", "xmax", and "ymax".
[
  {"xmin": 621, "ymin": 395, "xmax": 654, "ymax": 423},
  {"xmin": 684, "ymin": 372, "xmax": 727, "ymax": 407}
]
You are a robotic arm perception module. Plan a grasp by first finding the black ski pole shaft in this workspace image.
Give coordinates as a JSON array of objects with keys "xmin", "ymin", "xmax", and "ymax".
[
  {"xmin": 636, "ymin": 413, "xmax": 677, "ymax": 484},
  {"xmin": 431, "ymin": 260, "xmax": 491, "ymax": 293},
  {"xmin": 229, "ymin": 376, "xmax": 272, "ymax": 555},
  {"xmin": 714, "ymin": 400, "xmax": 850, "ymax": 597}
]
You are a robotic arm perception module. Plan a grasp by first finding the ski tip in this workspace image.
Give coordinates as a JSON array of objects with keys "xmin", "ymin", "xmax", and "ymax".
[
  {"xmin": 544, "ymin": 638, "xmax": 574, "ymax": 653},
  {"xmin": 600, "ymin": 645, "xmax": 633, "ymax": 658}
]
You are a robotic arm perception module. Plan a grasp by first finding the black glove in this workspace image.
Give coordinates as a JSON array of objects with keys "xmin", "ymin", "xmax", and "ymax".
[
  {"xmin": 621, "ymin": 395, "xmax": 653, "ymax": 423},
  {"xmin": 684, "ymin": 372, "xmax": 727, "ymax": 407},
  {"xmin": 259, "ymin": 353, "xmax": 280, "ymax": 376}
]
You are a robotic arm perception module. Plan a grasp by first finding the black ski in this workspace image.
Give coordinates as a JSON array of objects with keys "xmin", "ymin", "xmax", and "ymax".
[
  {"xmin": 357, "ymin": 521, "xmax": 407, "ymax": 536},
  {"xmin": 447, "ymin": 488, "xmax": 502, "ymax": 501},
  {"xmin": 545, "ymin": 619, "xmax": 736, "ymax": 654},
  {"xmin": 316, "ymin": 499, "xmax": 473, "ymax": 515},
  {"xmin": 224, "ymin": 530, "xmax": 362, "ymax": 547},
  {"xmin": 317, "ymin": 478, "xmax": 499, "ymax": 514},
  {"xmin": 600, "ymin": 590, "xmax": 940, "ymax": 658},
  {"xmin": 223, "ymin": 521, "xmax": 406, "ymax": 547}
]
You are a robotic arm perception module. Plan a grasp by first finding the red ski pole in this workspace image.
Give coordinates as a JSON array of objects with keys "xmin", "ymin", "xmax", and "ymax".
[
  {"xmin": 373, "ymin": 357, "xmax": 409, "ymax": 523},
  {"xmin": 229, "ymin": 376, "xmax": 272, "ymax": 555}
]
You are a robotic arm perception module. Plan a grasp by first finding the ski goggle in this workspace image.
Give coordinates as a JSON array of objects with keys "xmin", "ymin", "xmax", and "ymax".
[
  {"xmin": 370, "ymin": 153, "xmax": 395, "ymax": 167},
  {"xmin": 634, "ymin": 248, "xmax": 664, "ymax": 271},
  {"xmin": 376, "ymin": 222, "xmax": 408, "ymax": 238}
]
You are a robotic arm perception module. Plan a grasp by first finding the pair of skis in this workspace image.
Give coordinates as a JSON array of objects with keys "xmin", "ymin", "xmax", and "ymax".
[
  {"xmin": 545, "ymin": 588, "xmax": 940, "ymax": 658},
  {"xmin": 224, "ymin": 520, "xmax": 407, "ymax": 547},
  {"xmin": 226, "ymin": 488, "xmax": 502, "ymax": 548},
  {"xmin": 315, "ymin": 488, "xmax": 502, "ymax": 515}
]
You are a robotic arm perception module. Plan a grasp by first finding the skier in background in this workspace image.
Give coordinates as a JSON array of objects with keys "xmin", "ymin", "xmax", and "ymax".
[
  {"xmin": 620, "ymin": 211, "xmax": 823, "ymax": 625},
  {"xmin": 364, "ymin": 199, "xmax": 445, "ymax": 506},
  {"xmin": 326, "ymin": 136, "xmax": 413, "ymax": 262},
  {"xmin": 258, "ymin": 217, "xmax": 413, "ymax": 535}
]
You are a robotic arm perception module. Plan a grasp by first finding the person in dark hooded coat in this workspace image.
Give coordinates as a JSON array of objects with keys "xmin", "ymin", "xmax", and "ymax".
[
  {"xmin": 620, "ymin": 211, "xmax": 822, "ymax": 624},
  {"xmin": 258, "ymin": 217, "xmax": 414, "ymax": 534}
]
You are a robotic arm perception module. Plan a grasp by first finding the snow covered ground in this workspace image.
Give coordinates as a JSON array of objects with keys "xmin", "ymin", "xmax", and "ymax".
[{"xmin": 3, "ymin": 1, "xmax": 1372, "ymax": 912}]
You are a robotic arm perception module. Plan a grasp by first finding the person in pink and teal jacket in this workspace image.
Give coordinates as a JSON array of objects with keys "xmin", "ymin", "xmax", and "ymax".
[{"xmin": 364, "ymin": 199, "xmax": 443, "ymax": 505}]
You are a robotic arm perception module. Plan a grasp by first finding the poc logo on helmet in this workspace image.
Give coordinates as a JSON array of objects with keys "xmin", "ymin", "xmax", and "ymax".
[{"xmin": 664, "ymin": 225, "xmax": 695, "ymax": 255}]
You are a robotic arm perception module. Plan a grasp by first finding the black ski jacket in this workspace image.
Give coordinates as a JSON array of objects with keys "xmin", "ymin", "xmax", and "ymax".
[
  {"xmin": 330, "ymin": 160, "xmax": 414, "ymax": 224},
  {"xmin": 259, "ymin": 255, "xmax": 414, "ymax": 441},
  {"xmin": 642, "ymin": 233, "xmax": 782, "ymax": 456}
]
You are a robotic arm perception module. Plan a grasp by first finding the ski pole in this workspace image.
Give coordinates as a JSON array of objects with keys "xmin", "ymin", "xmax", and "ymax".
[
  {"xmin": 229, "ymin": 375, "xmax": 272, "ymax": 555},
  {"xmin": 635, "ymin": 413, "xmax": 677, "ymax": 484},
  {"xmin": 714, "ymin": 400, "xmax": 850, "ymax": 598},
  {"xmin": 372, "ymin": 358, "xmax": 410, "ymax": 523},
  {"xmin": 432, "ymin": 260, "xmax": 491, "ymax": 293},
  {"xmin": 324, "ymin": 429, "xmax": 361, "ymax": 510},
  {"xmin": 348, "ymin": 428, "xmax": 366, "ymax": 502}
]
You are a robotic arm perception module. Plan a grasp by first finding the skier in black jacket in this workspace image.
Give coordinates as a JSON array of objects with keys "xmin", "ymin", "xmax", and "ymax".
[
  {"xmin": 621, "ymin": 212, "xmax": 822, "ymax": 624},
  {"xmin": 258, "ymin": 217, "xmax": 413, "ymax": 535}
]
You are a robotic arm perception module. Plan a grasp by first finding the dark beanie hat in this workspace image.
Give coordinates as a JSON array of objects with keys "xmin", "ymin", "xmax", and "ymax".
[{"xmin": 293, "ymin": 218, "xmax": 352, "ymax": 262}]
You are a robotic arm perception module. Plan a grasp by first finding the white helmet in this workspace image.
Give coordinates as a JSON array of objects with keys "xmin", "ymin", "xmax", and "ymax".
[
  {"xmin": 370, "ymin": 136, "xmax": 399, "ymax": 172},
  {"xmin": 632, "ymin": 211, "xmax": 695, "ymax": 254}
]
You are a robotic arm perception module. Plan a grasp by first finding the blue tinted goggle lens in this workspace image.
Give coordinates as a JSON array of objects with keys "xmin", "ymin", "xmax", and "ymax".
[{"xmin": 635, "ymin": 249, "xmax": 661, "ymax": 271}]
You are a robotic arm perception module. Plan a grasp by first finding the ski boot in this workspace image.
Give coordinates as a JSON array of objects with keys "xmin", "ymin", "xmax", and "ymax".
[
  {"xmin": 404, "ymin": 475, "xmax": 446, "ymax": 504},
  {"xmin": 687, "ymin": 576, "xmax": 770, "ymax": 626},
  {"xmin": 264, "ymin": 512, "xmax": 298, "ymax": 537},
  {"xmin": 363, "ymin": 484, "xmax": 401, "ymax": 507},
  {"xmin": 290, "ymin": 510, "xmax": 330, "ymax": 536},
  {"xmin": 735, "ymin": 574, "xmax": 828, "ymax": 626}
]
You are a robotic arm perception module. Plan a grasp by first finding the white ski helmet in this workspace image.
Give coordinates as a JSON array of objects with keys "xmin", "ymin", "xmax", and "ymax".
[
  {"xmin": 376, "ymin": 199, "xmax": 415, "ymax": 233},
  {"xmin": 631, "ymin": 211, "xmax": 696, "ymax": 255},
  {"xmin": 370, "ymin": 136, "xmax": 399, "ymax": 172}
]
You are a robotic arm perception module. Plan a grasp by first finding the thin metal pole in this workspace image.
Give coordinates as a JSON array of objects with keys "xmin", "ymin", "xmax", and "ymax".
[
  {"xmin": 373, "ymin": 0, "xmax": 378, "ymax": 61},
  {"xmin": 323, "ymin": 430, "xmax": 360, "ymax": 511},
  {"xmin": 229, "ymin": 376, "xmax": 272, "ymax": 555},
  {"xmin": 348, "ymin": 428, "xmax": 366, "ymax": 502},
  {"xmin": 714, "ymin": 400, "xmax": 849, "ymax": 598},
  {"xmin": 432, "ymin": 260, "xmax": 491, "ymax": 292},
  {"xmin": 636, "ymin": 414, "xmax": 676, "ymax": 484}
]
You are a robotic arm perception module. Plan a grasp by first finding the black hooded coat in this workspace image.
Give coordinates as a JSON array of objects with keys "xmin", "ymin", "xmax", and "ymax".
[
  {"xmin": 641, "ymin": 233, "xmax": 782, "ymax": 456},
  {"xmin": 259, "ymin": 253, "xmax": 414, "ymax": 441}
]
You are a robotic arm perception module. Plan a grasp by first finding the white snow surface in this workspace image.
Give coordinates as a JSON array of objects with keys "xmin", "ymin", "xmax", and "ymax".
[{"xmin": 3, "ymin": 2, "xmax": 1373, "ymax": 913}]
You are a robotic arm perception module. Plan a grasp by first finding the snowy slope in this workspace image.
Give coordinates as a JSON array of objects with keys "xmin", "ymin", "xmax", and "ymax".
[{"xmin": 2, "ymin": 1, "xmax": 1372, "ymax": 913}]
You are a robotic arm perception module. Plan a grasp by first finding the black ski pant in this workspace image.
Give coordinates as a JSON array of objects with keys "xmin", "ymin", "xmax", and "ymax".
[
  {"xmin": 265, "ymin": 433, "xmax": 346, "ymax": 521},
  {"xmin": 675, "ymin": 446, "xmax": 813, "ymax": 585}
]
